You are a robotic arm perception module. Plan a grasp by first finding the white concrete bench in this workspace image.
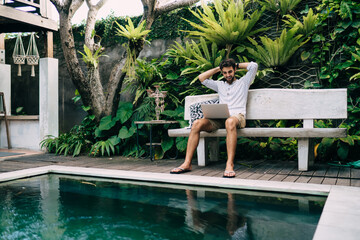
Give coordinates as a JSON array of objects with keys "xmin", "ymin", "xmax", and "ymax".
[{"xmin": 168, "ymin": 89, "xmax": 347, "ymax": 171}]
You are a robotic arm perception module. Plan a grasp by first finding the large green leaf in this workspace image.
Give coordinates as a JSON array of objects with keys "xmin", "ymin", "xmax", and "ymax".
[
  {"xmin": 116, "ymin": 102, "xmax": 134, "ymax": 124},
  {"xmin": 340, "ymin": 135, "xmax": 355, "ymax": 146},
  {"xmin": 161, "ymin": 136, "xmax": 174, "ymax": 152},
  {"xmin": 176, "ymin": 137, "xmax": 188, "ymax": 151},
  {"xmin": 166, "ymin": 72, "xmax": 179, "ymax": 80},
  {"xmin": 98, "ymin": 115, "xmax": 116, "ymax": 131},
  {"xmin": 108, "ymin": 135, "xmax": 121, "ymax": 146},
  {"xmin": 118, "ymin": 126, "xmax": 136, "ymax": 139},
  {"xmin": 321, "ymin": 138, "xmax": 335, "ymax": 148}
]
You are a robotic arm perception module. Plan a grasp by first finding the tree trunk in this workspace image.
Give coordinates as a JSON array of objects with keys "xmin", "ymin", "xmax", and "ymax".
[{"xmin": 51, "ymin": 0, "xmax": 200, "ymax": 123}]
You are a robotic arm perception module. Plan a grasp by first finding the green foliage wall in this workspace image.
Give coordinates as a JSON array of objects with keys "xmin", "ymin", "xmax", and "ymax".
[
  {"xmin": 48, "ymin": 0, "xmax": 360, "ymax": 162},
  {"xmin": 69, "ymin": 7, "xmax": 202, "ymax": 47}
]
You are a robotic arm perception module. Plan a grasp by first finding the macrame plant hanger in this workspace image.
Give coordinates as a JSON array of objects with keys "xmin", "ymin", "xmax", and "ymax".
[
  {"xmin": 12, "ymin": 33, "xmax": 26, "ymax": 76},
  {"xmin": 26, "ymin": 33, "xmax": 39, "ymax": 77}
]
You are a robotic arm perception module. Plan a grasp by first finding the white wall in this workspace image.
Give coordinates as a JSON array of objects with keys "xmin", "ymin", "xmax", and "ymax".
[
  {"xmin": 0, "ymin": 63, "xmax": 11, "ymax": 115},
  {"xmin": 0, "ymin": 118, "xmax": 40, "ymax": 150},
  {"xmin": 40, "ymin": 58, "xmax": 59, "ymax": 140}
]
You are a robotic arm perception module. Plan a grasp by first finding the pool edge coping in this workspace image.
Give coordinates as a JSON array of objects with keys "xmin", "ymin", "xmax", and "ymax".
[{"xmin": 1, "ymin": 165, "xmax": 359, "ymax": 240}]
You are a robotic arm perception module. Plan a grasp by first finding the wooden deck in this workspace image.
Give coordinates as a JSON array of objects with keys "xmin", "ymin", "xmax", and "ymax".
[{"xmin": 0, "ymin": 153, "xmax": 360, "ymax": 187}]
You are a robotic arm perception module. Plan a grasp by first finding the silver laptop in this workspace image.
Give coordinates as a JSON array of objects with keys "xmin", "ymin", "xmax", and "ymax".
[{"xmin": 201, "ymin": 104, "xmax": 230, "ymax": 119}]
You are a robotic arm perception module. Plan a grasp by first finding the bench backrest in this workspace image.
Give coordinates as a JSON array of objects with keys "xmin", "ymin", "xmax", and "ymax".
[{"xmin": 184, "ymin": 88, "xmax": 347, "ymax": 120}]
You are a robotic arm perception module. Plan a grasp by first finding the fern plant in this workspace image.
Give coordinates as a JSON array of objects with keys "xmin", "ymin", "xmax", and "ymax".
[
  {"xmin": 165, "ymin": 41, "xmax": 194, "ymax": 65},
  {"xmin": 283, "ymin": 8, "xmax": 320, "ymax": 37},
  {"xmin": 260, "ymin": 0, "xmax": 279, "ymax": 13},
  {"xmin": 260, "ymin": 0, "xmax": 302, "ymax": 16},
  {"xmin": 247, "ymin": 27, "xmax": 309, "ymax": 68},
  {"xmin": 115, "ymin": 18, "xmax": 151, "ymax": 79},
  {"xmin": 176, "ymin": 37, "xmax": 226, "ymax": 84},
  {"xmin": 183, "ymin": 0, "xmax": 266, "ymax": 56}
]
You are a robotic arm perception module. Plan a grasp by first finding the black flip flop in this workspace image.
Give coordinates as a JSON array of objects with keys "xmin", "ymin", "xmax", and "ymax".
[
  {"xmin": 170, "ymin": 167, "xmax": 191, "ymax": 174},
  {"xmin": 223, "ymin": 171, "xmax": 236, "ymax": 178}
]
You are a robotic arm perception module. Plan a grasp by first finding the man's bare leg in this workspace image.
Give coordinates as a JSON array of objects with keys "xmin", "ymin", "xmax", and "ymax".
[
  {"xmin": 224, "ymin": 117, "xmax": 239, "ymax": 177},
  {"xmin": 171, "ymin": 119, "xmax": 214, "ymax": 173}
]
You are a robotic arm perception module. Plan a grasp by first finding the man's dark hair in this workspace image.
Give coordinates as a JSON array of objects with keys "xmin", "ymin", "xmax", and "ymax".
[{"xmin": 219, "ymin": 58, "xmax": 236, "ymax": 70}]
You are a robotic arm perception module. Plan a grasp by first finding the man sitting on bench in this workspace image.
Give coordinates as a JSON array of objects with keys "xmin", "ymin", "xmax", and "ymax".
[{"xmin": 170, "ymin": 59, "xmax": 258, "ymax": 178}]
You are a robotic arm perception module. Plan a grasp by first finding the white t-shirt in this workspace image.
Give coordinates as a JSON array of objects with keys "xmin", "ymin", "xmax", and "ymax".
[{"xmin": 201, "ymin": 62, "xmax": 258, "ymax": 117}]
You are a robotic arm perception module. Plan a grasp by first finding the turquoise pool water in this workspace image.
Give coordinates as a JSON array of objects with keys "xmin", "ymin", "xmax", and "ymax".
[{"xmin": 0, "ymin": 174, "xmax": 325, "ymax": 240}]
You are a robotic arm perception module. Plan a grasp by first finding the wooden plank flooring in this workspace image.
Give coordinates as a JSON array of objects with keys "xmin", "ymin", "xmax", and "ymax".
[{"xmin": 0, "ymin": 153, "xmax": 360, "ymax": 187}]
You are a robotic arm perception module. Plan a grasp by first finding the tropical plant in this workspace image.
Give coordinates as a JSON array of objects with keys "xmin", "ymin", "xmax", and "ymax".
[
  {"xmin": 316, "ymin": 121, "xmax": 360, "ymax": 161},
  {"xmin": 41, "ymin": 100, "xmax": 138, "ymax": 158},
  {"xmin": 323, "ymin": 0, "xmax": 355, "ymax": 20},
  {"xmin": 124, "ymin": 58, "xmax": 165, "ymax": 105},
  {"xmin": 310, "ymin": 0, "xmax": 360, "ymax": 86},
  {"xmin": 40, "ymin": 135, "xmax": 58, "ymax": 154},
  {"xmin": 350, "ymin": 52, "xmax": 360, "ymax": 81},
  {"xmin": 260, "ymin": 0, "xmax": 279, "ymax": 13},
  {"xmin": 304, "ymin": 0, "xmax": 360, "ymax": 162},
  {"xmin": 179, "ymin": 37, "xmax": 226, "ymax": 84},
  {"xmin": 246, "ymin": 27, "xmax": 309, "ymax": 68},
  {"xmin": 183, "ymin": 0, "xmax": 266, "ymax": 56},
  {"xmin": 78, "ymin": 43, "xmax": 107, "ymax": 69},
  {"xmin": 115, "ymin": 18, "xmax": 151, "ymax": 79},
  {"xmin": 95, "ymin": 102, "xmax": 134, "ymax": 138},
  {"xmin": 165, "ymin": 40, "xmax": 194, "ymax": 65},
  {"xmin": 115, "ymin": 17, "xmax": 150, "ymax": 43},
  {"xmin": 40, "ymin": 116, "xmax": 96, "ymax": 157},
  {"xmin": 349, "ymin": 29, "xmax": 360, "ymax": 81},
  {"xmin": 90, "ymin": 135, "xmax": 121, "ymax": 157},
  {"xmin": 260, "ymin": 0, "xmax": 302, "ymax": 16},
  {"xmin": 93, "ymin": 101, "xmax": 145, "ymax": 157},
  {"xmin": 283, "ymin": 8, "xmax": 320, "ymax": 37}
]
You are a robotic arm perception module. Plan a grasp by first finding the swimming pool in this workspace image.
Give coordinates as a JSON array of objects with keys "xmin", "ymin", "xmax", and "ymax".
[{"xmin": 0, "ymin": 173, "xmax": 325, "ymax": 240}]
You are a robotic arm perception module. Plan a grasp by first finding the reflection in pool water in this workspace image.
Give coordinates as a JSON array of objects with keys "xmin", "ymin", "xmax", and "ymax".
[{"xmin": 0, "ymin": 174, "xmax": 325, "ymax": 240}]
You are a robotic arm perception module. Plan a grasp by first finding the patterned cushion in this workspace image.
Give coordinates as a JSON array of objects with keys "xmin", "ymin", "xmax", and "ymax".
[{"xmin": 189, "ymin": 98, "xmax": 219, "ymax": 128}]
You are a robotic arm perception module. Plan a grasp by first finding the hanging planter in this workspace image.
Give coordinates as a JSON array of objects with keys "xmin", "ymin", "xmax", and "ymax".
[
  {"xmin": 12, "ymin": 33, "xmax": 26, "ymax": 76},
  {"xmin": 26, "ymin": 33, "xmax": 40, "ymax": 77}
]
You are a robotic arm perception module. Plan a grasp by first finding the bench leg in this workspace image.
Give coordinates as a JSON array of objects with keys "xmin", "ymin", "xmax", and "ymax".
[
  {"xmin": 209, "ymin": 137, "xmax": 220, "ymax": 162},
  {"xmin": 197, "ymin": 138, "xmax": 208, "ymax": 166},
  {"xmin": 298, "ymin": 138, "xmax": 314, "ymax": 171},
  {"xmin": 197, "ymin": 137, "xmax": 220, "ymax": 166}
]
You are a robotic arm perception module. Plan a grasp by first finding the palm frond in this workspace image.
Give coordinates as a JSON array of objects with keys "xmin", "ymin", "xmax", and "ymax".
[
  {"xmin": 283, "ymin": 8, "xmax": 319, "ymax": 36},
  {"xmin": 183, "ymin": 0, "xmax": 267, "ymax": 48},
  {"xmin": 78, "ymin": 44, "xmax": 107, "ymax": 68},
  {"xmin": 247, "ymin": 27, "xmax": 309, "ymax": 67},
  {"xmin": 173, "ymin": 38, "xmax": 226, "ymax": 84},
  {"xmin": 115, "ymin": 18, "xmax": 150, "ymax": 41},
  {"xmin": 260, "ymin": 0, "xmax": 302, "ymax": 16}
]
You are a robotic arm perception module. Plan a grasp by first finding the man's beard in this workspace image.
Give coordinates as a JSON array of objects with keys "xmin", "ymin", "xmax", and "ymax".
[{"xmin": 226, "ymin": 76, "xmax": 235, "ymax": 84}]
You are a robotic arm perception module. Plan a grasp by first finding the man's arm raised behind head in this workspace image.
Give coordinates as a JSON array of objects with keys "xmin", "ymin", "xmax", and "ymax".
[
  {"xmin": 198, "ymin": 66, "xmax": 221, "ymax": 83},
  {"xmin": 198, "ymin": 62, "xmax": 251, "ymax": 83},
  {"xmin": 237, "ymin": 62, "xmax": 250, "ymax": 69}
]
